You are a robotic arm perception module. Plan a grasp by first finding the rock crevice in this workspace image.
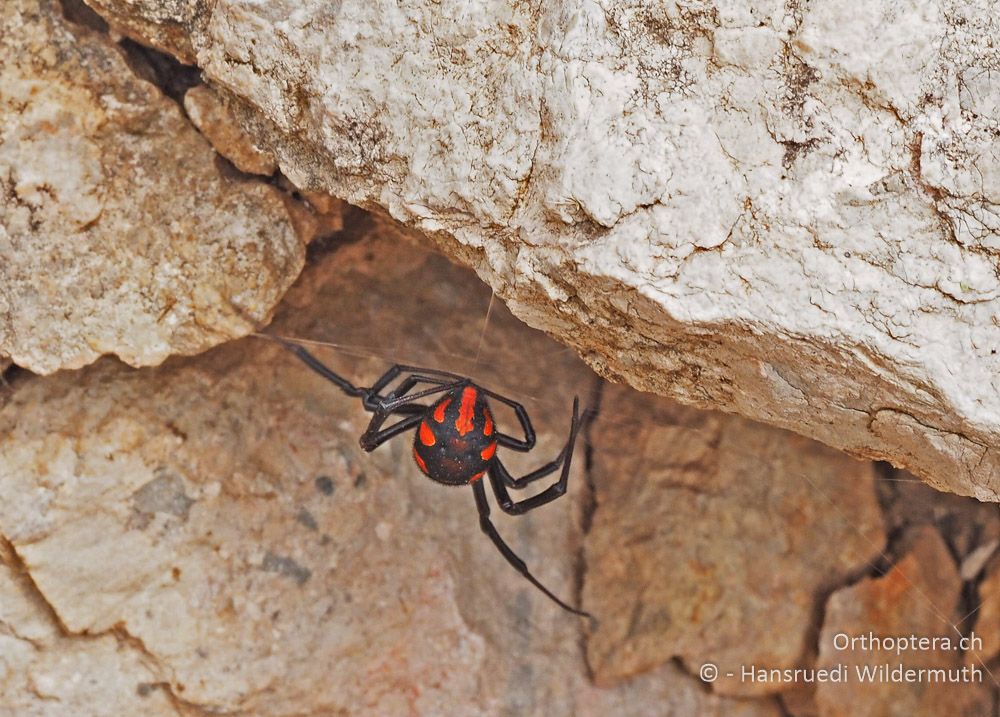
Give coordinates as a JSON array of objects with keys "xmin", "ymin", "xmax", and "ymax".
[{"xmin": 61, "ymin": 0, "xmax": 1000, "ymax": 494}]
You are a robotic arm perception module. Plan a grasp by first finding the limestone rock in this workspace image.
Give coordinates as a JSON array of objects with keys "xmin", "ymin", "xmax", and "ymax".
[
  {"xmin": 0, "ymin": 224, "xmax": 796, "ymax": 714},
  {"xmin": 583, "ymin": 386, "xmax": 885, "ymax": 696},
  {"xmin": 81, "ymin": 0, "xmax": 205, "ymax": 64},
  {"xmin": 966, "ymin": 553, "xmax": 1000, "ymax": 670},
  {"xmin": 183, "ymin": 84, "xmax": 277, "ymax": 176},
  {"xmin": 0, "ymin": 0, "xmax": 304, "ymax": 374},
  {"xmin": 0, "ymin": 541, "xmax": 180, "ymax": 717},
  {"xmin": 276, "ymin": 180, "xmax": 348, "ymax": 245},
  {"xmin": 814, "ymin": 527, "xmax": 993, "ymax": 716},
  {"xmin": 78, "ymin": 0, "xmax": 1000, "ymax": 496}
]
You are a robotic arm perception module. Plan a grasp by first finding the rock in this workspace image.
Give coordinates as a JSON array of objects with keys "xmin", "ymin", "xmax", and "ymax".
[
  {"xmin": 0, "ymin": 223, "xmax": 789, "ymax": 715},
  {"xmin": 275, "ymin": 179, "xmax": 347, "ymax": 245},
  {"xmin": 583, "ymin": 386, "xmax": 886, "ymax": 696},
  {"xmin": 183, "ymin": 84, "xmax": 277, "ymax": 176},
  {"xmin": 0, "ymin": 0, "xmax": 303, "ymax": 374},
  {"xmin": 0, "ymin": 540, "xmax": 180, "ymax": 717},
  {"xmin": 81, "ymin": 0, "xmax": 205, "ymax": 64},
  {"xmin": 78, "ymin": 0, "xmax": 1000, "ymax": 495},
  {"xmin": 966, "ymin": 553, "xmax": 1000, "ymax": 670},
  {"xmin": 814, "ymin": 527, "xmax": 993, "ymax": 716},
  {"xmin": 573, "ymin": 662, "xmax": 785, "ymax": 717}
]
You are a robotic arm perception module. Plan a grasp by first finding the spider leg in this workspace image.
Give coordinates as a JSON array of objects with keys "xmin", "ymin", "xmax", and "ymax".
[
  {"xmin": 372, "ymin": 381, "xmax": 464, "ymax": 413},
  {"xmin": 367, "ymin": 366, "xmax": 457, "ymax": 399},
  {"xmin": 472, "ymin": 479, "xmax": 591, "ymax": 618},
  {"xmin": 362, "ymin": 373, "xmax": 453, "ymax": 413},
  {"xmin": 276, "ymin": 339, "xmax": 463, "ymax": 450},
  {"xmin": 357, "ymin": 413, "xmax": 423, "ymax": 451},
  {"xmin": 278, "ymin": 336, "xmax": 461, "ymax": 413},
  {"xmin": 359, "ymin": 380, "xmax": 465, "ymax": 452},
  {"xmin": 488, "ymin": 398, "xmax": 582, "ymax": 513},
  {"xmin": 479, "ymin": 388, "xmax": 537, "ymax": 452},
  {"xmin": 369, "ymin": 364, "xmax": 467, "ymax": 393},
  {"xmin": 274, "ymin": 337, "xmax": 365, "ymax": 398},
  {"xmin": 490, "ymin": 449, "xmax": 565, "ymax": 489}
]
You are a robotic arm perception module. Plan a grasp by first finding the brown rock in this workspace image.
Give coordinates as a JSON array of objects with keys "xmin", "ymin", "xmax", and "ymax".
[
  {"xmin": 276, "ymin": 180, "xmax": 347, "ymax": 244},
  {"xmin": 0, "ymin": 0, "xmax": 303, "ymax": 373},
  {"xmin": 815, "ymin": 527, "xmax": 992, "ymax": 716},
  {"xmin": 584, "ymin": 388, "xmax": 886, "ymax": 696},
  {"xmin": 0, "ymin": 224, "xmax": 781, "ymax": 715},
  {"xmin": 966, "ymin": 553, "xmax": 1000, "ymax": 669},
  {"xmin": 0, "ymin": 540, "xmax": 180, "ymax": 716},
  {"xmin": 573, "ymin": 662, "xmax": 785, "ymax": 717},
  {"xmin": 183, "ymin": 84, "xmax": 277, "ymax": 176},
  {"xmin": 81, "ymin": 0, "xmax": 205, "ymax": 64}
]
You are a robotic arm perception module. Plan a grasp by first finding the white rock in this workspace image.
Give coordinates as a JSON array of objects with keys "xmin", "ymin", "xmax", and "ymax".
[
  {"xmin": 0, "ymin": 0, "xmax": 304, "ymax": 373},
  {"xmin": 79, "ymin": 0, "xmax": 1000, "ymax": 496}
]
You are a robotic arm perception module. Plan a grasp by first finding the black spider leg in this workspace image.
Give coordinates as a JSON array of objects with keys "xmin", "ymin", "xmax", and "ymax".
[
  {"xmin": 472, "ymin": 479, "xmax": 591, "ymax": 618},
  {"xmin": 270, "ymin": 335, "xmax": 466, "ymax": 407},
  {"xmin": 273, "ymin": 336, "xmax": 365, "ymax": 398},
  {"xmin": 272, "ymin": 336, "xmax": 463, "ymax": 448},
  {"xmin": 362, "ymin": 364, "xmax": 467, "ymax": 412},
  {"xmin": 479, "ymin": 388, "xmax": 537, "ymax": 451},
  {"xmin": 490, "ymin": 397, "xmax": 582, "ymax": 496},
  {"xmin": 273, "ymin": 336, "xmax": 455, "ymax": 413},
  {"xmin": 489, "ymin": 399, "xmax": 581, "ymax": 515},
  {"xmin": 359, "ymin": 380, "xmax": 466, "ymax": 452}
]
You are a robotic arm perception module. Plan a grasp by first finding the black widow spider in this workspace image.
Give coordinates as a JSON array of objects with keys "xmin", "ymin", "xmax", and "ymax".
[{"xmin": 271, "ymin": 336, "xmax": 591, "ymax": 618}]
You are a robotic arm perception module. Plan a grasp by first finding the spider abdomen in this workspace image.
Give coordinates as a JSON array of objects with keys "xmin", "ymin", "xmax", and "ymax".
[{"xmin": 413, "ymin": 384, "xmax": 496, "ymax": 485}]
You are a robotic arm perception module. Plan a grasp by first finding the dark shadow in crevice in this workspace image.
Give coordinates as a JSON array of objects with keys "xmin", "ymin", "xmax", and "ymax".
[
  {"xmin": 0, "ymin": 363, "xmax": 33, "ymax": 398},
  {"xmin": 871, "ymin": 459, "xmax": 899, "ymax": 518},
  {"xmin": 305, "ymin": 205, "xmax": 376, "ymax": 263},
  {"xmin": 58, "ymin": 0, "xmax": 109, "ymax": 33},
  {"xmin": 58, "ymin": 0, "xmax": 201, "ymax": 108},
  {"xmin": 576, "ymin": 376, "xmax": 605, "ymax": 681},
  {"xmin": 117, "ymin": 37, "xmax": 202, "ymax": 104}
]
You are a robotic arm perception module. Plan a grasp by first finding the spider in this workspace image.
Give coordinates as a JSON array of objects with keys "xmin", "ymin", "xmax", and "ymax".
[{"xmin": 272, "ymin": 336, "xmax": 592, "ymax": 618}]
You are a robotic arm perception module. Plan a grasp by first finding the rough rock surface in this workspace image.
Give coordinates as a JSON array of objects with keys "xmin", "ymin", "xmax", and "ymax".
[
  {"xmin": 0, "ymin": 0, "xmax": 304, "ymax": 374},
  {"xmin": 183, "ymin": 84, "xmax": 277, "ymax": 176},
  {"xmin": 814, "ymin": 527, "xmax": 993, "ymax": 716},
  {"xmin": 0, "ymin": 228, "xmax": 790, "ymax": 715},
  {"xmin": 967, "ymin": 553, "xmax": 1000, "ymax": 671},
  {"xmin": 584, "ymin": 386, "xmax": 885, "ymax": 696},
  {"xmin": 78, "ymin": 0, "xmax": 1000, "ymax": 496},
  {"xmin": 0, "ymin": 541, "xmax": 181, "ymax": 717}
]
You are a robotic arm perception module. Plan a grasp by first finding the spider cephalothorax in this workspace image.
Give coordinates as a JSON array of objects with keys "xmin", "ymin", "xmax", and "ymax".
[{"xmin": 271, "ymin": 336, "xmax": 590, "ymax": 617}]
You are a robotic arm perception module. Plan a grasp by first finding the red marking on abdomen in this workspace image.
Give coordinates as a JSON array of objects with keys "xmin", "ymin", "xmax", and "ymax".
[
  {"xmin": 483, "ymin": 410, "xmax": 493, "ymax": 436},
  {"xmin": 419, "ymin": 421, "xmax": 436, "ymax": 446},
  {"xmin": 469, "ymin": 470, "xmax": 485, "ymax": 483},
  {"xmin": 413, "ymin": 447, "xmax": 429, "ymax": 474},
  {"xmin": 455, "ymin": 387, "xmax": 477, "ymax": 436},
  {"xmin": 433, "ymin": 398, "xmax": 451, "ymax": 423},
  {"xmin": 480, "ymin": 442, "xmax": 496, "ymax": 461}
]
